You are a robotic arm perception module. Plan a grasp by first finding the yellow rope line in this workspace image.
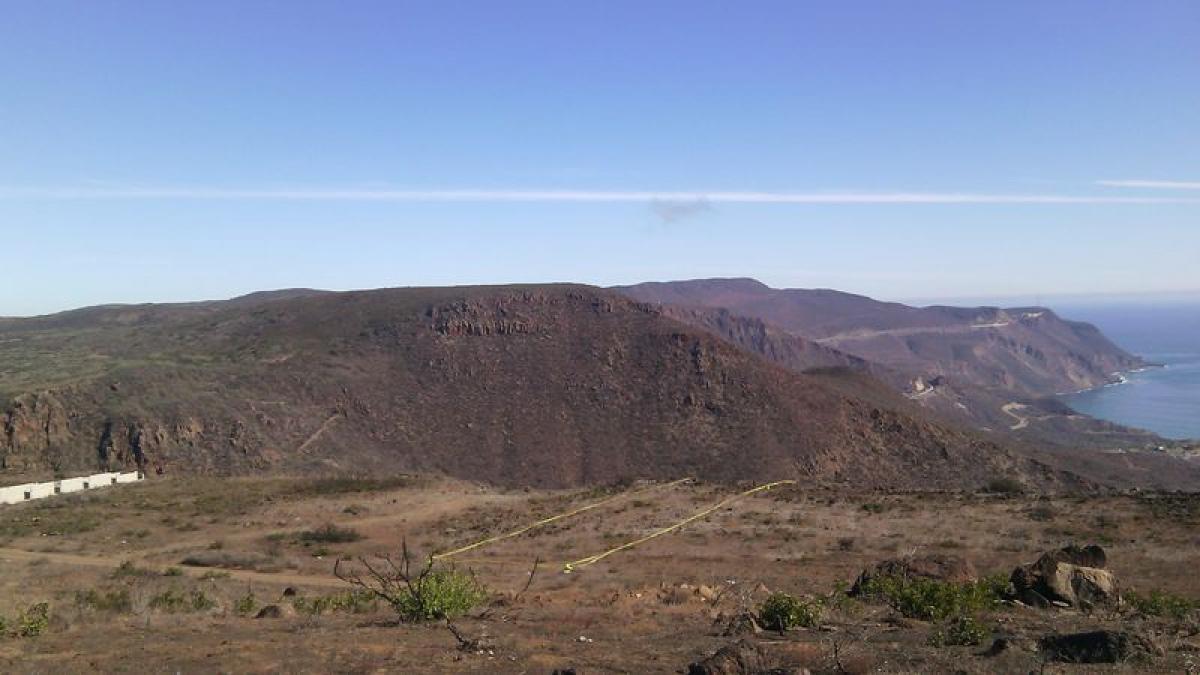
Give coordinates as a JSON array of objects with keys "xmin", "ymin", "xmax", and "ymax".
[
  {"xmin": 561, "ymin": 479, "xmax": 797, "ymax": 573},
  {"xmin": 431, "ymin": 477, "xmax": 693, "ymax": 561}
]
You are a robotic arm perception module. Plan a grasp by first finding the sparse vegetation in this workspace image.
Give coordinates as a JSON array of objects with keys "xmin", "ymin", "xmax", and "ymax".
[
  {"xmin": 149, "ymin": 587, "xmax": 216, "ymax": 613},
  {"xmin": 181, "ymin": 550, "xmax": 280, "ymax": 572},
  {"xmin": 235, "ymin": 591, "xmax": 258, "ymax": 616},
  {"xmin": 299, "ymin": 523, "xmax": 363, "ymax": 544},
  {"xmin": 1028, "ymin": 504, "xmax": 1057, "ymax": 522},
  {"xmin": 928, "ymin": 615, "xmax": 988, "ymax": 647},
  {"xmin": 75, "ymin": 588, "xmax": 132, "ymax": 614},
  {"xmin": 111, "ymin": 560, "xmax": 155, "ymax": 578},
  {"xmin": 296, "ymin": 476, "xmax": 415, "ymax": 497},
  {"xmin": 1126, "ymin": 589, "xmax": 1197, "ymax": 621},
  {"xmin": 292, "ymin": 590, "xmax": 378, "ymax": 616}
]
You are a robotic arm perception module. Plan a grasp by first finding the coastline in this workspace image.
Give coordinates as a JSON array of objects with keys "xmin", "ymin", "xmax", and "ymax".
[
  {"xmin": 1054, "ymin": 361, "xmax": 1165, "ymax": 397},
  {"xmin": 1058, "ymin": 354, "xmax": 1199, "ymax": 442}
]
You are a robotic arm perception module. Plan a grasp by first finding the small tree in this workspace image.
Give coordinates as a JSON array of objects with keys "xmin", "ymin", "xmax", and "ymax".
[{"xmin": 334, "ymin": 541, "xmax": 487, "ymax": 622}]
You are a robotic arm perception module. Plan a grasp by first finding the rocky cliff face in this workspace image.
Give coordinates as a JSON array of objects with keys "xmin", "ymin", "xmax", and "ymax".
[{"xmin": 2, "ymin": 393, "xmax": 70, "ymax": 471}]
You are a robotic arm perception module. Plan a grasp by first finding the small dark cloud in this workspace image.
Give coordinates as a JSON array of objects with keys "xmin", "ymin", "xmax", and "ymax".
[{"xmin": 649, "ymin": 198, "xmax": 713, "ymax": 224}]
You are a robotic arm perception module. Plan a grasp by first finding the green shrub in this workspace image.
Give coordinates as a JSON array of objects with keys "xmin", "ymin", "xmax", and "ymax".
[
  {"xmin": 298, "ymin": 524, "xmax": 363, "ymax": 544},
  {"xmin": 758, "ymin": 592, "xmax": 822, "ymax": 631},
  {"xmin": 929, "ymin": 615, "xmax": 989, "ymax": 647},
  {"xmin": 75, "ymin": 588, "xmax": 132, "ymax": 613},
  {"xmin": 391, "ymin": 568, "xmax": 487, "ymax": 621},
  {"xmin": 857, "ymin": 574, "xmax": 1006, "ymax": 622},
  {"xmin": 163, "ymin": 566, "xmax": 184, "ymax": 577},
  {"xmin": 16, "ymin": 603, "xmax": 49, "ymax": 637},
  {"xmin": 1126, "ymin": 589, "xmax": 1196, "ymax": 620}
]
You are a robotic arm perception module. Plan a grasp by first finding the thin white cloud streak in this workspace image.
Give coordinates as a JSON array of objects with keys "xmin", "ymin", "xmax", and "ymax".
[
  {"xmin": 1097, "ymin": 179, "xmax": 1200, "ymax": 190},
  {"xmin": 0, "ymin": 186, "xmax": 1197, "ymax": 204}
]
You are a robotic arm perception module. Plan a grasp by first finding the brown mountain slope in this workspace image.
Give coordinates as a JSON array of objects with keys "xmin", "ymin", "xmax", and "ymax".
[
  {"xmin": 0, "ymin": 284, "xmax": 1123, "ymax": 491},
  {"xmin": 615, "ymin": 278, "xmax": 1144, "ymax": 398},
  {"xmin": 614, "ymin": 278, "xmax": 1167, "ymax": 449}
]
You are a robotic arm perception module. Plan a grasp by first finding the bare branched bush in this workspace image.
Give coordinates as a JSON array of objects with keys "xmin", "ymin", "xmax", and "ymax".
[{"xmin": 334, "ymin": 540, "xmax": 487, "ymax": 622}]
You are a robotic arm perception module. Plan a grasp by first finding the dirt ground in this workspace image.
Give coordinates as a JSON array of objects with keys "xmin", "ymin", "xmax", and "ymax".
[{"xmin": 0, "ymin": 475, "xmax": 1196, "ymax": 673}]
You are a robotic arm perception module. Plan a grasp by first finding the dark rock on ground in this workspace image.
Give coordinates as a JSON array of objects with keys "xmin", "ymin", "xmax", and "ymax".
[{"xmin": 1039, "ymin": 630, "xmax": 1160, "ymax": 663}]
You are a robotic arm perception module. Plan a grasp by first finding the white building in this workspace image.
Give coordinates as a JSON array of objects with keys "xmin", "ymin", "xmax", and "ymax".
[{"xmin": 0, "ymin": 471, "xmax": 144, "ymax": 505}]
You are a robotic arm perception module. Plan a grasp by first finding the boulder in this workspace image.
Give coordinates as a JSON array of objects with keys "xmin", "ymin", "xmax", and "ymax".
[
  {"xmin": 716, "ymin": 611, "xmax": 763, "ymax": 637},
  {"xmin": 1039, "ymin": 630, "xmax": 1160, "ymax": 663},
  {"xmin": 850, "ymin": 554, "xmax": 977, "ymax": 595},
  {"xmin": 255, "ymin": 604, "xmax": 296, "ymax": 619},
  {"xmin": 1010, "ymin": 545, "xmax": 1118, "ymax": 609}
]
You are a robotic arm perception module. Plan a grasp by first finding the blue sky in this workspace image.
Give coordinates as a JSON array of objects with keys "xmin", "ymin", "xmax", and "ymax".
[{"xmin": 2, "ymin": 1, "xmax": 1198, "ymax": 315}]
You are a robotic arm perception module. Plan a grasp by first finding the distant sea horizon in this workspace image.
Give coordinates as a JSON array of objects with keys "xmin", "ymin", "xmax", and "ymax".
[{"xmin": 1051, "ymin": 300, "xmax": 1200, "ymax": 441}]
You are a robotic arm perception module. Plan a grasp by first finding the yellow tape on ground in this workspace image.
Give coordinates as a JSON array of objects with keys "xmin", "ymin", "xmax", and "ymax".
[
  {"xmin": 561, "ymin": 479, "xmax": 797, "ymax": 573},
  {"xmin": 431, "ymin": 477, "xmax": 693, "ymax": 561}
]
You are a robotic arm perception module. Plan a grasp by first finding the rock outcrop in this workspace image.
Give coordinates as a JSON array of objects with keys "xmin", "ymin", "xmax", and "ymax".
[
  {"xmin": 1010, "ymin": 545, "xmax": 1119, "ymax": 610},
  {"xmin": 686, "ymin": 640, "xmax": 774, "ymax": 675}
]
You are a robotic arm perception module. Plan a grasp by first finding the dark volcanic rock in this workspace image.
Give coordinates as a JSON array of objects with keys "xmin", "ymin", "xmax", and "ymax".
[{"xmin": 1039, "ymin": 630, "xmax": 1160, "ymax": 663}]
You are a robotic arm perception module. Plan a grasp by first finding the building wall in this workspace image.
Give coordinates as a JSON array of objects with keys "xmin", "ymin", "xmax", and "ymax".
[{"xmin": 0, "ymin": 471, "xmax": 144, "ymax": 505}]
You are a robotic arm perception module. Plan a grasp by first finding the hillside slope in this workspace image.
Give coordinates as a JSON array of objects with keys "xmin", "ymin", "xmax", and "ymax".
[
  {"xmin": 615, "ymin": 279, "xmax": 1159, "ymax": 447},
  {"xmin": 616, "ymin": 279, "xmax": 1143, "ymax": 398},
  {"xmin": 0, "ymin": 285, "xmax": 1106, "ymax": 490}
]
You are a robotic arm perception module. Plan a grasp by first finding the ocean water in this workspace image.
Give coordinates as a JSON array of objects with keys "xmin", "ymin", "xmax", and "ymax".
[{"xmin": 1054, "ymin": 301, "xmax": 1200, "ymax": 441}]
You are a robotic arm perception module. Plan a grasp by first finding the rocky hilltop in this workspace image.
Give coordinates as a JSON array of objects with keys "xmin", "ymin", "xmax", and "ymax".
[{"xmin": 3, "ymin": 284, "xmax": 1195, "ymax": 491}]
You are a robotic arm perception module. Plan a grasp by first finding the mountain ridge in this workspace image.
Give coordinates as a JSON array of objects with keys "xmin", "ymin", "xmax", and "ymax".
[
  {"xmin": 614, "ymin": 278, "xmax": 1161, "ymax": 448},
  {"xmin": 3, "ymin": 283, "xmax": 1193, "ymax": 491}
]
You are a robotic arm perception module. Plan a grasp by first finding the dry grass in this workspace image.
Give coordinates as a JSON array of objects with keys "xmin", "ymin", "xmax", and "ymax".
[{"xmin": 0, "ymin": 477, "xmax": 1196, "ymax": 673}]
